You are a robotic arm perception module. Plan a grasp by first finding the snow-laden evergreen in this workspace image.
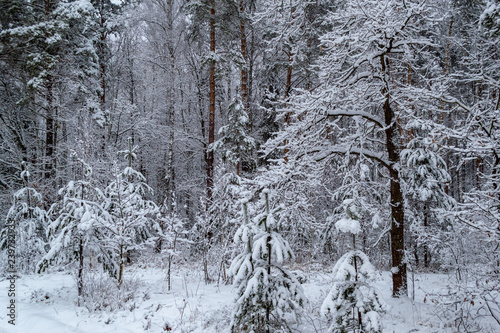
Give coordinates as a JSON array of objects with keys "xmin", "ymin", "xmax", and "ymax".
[
  {"xmin": 322, "ymin": 251, "xmax": 387, "ymax": 333},
  {"xmin": 37, "ymin": 161, "xmax": 111, "ymax": 302},
  {"xmin": 158, "ymin": 194, "xmax": 188, "ymax": 291},
  {"xmin": 212, "ymin": 91, "xmax": 255, "ymax": 175},
  {"xmin": 206, "ymin": 169, "xmax": 251, "ymax": 284},
  {"xmin": 322, "ymin": 201, "xmax": 387, "ymax": 333},
  {"xmin": 103, "ymin": 140, "xmax": 160, "ymax": 285},
  {"xmin": 229, "ymin": 190, "xmax": 305, "ymax": 333},
  {"xmin": 209, "ymin": 94, "xmax": 255, "ymax": 284},
  {"xmin": 402, "ymin": 130, "xmax": 454, "ymax": 269},
  {"xmin": 334, "ymin": 199, "xmax": 363, "ymax": 235},
  {"xmin": 2, "ymin": 0, "xmax": 500, "ymax": 330},
  {"xmin": 228, "ymin": 199, "xmax": 259, "ymax": 331},
  {"xmin": 0, "ymin": 166, "xmax": 49, "ymax": 273},
  {"xmin": 402, "ymin": 135, "xmax": 451, "ymax": 204}
]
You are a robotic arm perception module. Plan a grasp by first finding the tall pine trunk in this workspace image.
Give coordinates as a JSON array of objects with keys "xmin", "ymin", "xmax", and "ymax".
[
  {"xmin": 166, "ymin": 0, "xmax": 176, "ymax": 211},
  {"xmin": 44, "ymin": 0, "xmax": 55, "ymax": 181},
  {"xmin": 238, "ymin": 0, "xmax": 248, "ymax": 176},
  {"xmin": 239, "ymin": 0, "xmax": 248, "ymax": 111},
  {"xmin": 206, "ymin": 0, "xmax": 216, "ymax": 203},
  {"xmin": 45, "ymin": 77, "xmax": 55, "ymax": 180},
  {"xmin": 201, "ymin": 0, "xmax": 217, "ymax": 285}
]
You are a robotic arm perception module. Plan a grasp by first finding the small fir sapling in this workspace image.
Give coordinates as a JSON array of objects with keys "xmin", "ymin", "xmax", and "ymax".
[
  {"xmin": 322, "ymin": 199, "xmax": 387, "ymax": 333},
  {"xmin": 228, "ymin": 199, "xmax": 259, "ymax": 330},
  {"xmin": 158, "ymin": 196, "xmax": 188, "ymax": 291},
  {"xmin": 210, "ymin": 92, "xmax": 255, "ymax": 281},
  {"xmin": 103, "ymin": 138, "xmax": 160, "ymax": 286},
  {"xmin": 0, "ymin": 164, "xmax": 49, "ymax": 273},
  {"xmin": 209, "ymin": 168, "xmax": 252, "ymax": 284},
  {"xmin": 37, "ymin": 161, "xmax": 111, "ymax": 303},
  {"xmin": 229, "ymin": 190, "xmax": 305, "ymax": 333}
]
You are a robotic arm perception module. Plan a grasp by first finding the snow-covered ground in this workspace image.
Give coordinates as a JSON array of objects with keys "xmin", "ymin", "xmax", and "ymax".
[{"xmin": 0, "ymin": 264, "xmax": 497, "ymax": 332}]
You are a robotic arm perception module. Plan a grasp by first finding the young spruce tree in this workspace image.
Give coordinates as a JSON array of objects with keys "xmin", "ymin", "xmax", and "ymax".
[
  {"xmin": 322, "ymin": 200, "xmax": 387, "ymax": 333},
  {"xmin": 103, "ymin": 139, "xmax": 160, "ymax": 286},
  {"xmin": 1, "ymin": 164, "xmax": 49, "ymax": 273},
  {"xmin": 229, "ymin": 189, "xmax": 304, "ymax": 333},
  {"xmin": 38, "ymin": 160, "xmax": 111, "ymax": 304}
]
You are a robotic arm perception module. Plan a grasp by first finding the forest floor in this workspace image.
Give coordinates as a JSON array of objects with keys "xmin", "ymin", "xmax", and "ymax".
[{"xmin": 0, "ymin": 262, "xmax": 497, "ymax": 333}]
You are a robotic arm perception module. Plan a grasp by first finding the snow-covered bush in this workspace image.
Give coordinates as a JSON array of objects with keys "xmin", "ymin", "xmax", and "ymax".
[
  {"xmin": 322, "ymin": 201, "xmax": 387, "ymax": 333},
  {"xmin": 322, "ymin": 251, "xmax": 387, "ymax": 333},
  {"xmin": 81, "ymin": 270, "xmax": 148, "ymax": 313},
  {"xmin": 428, "ymin": 222, "xmax": 500, "ymax": 332},
  {"xmin": 229, "ymin": 190, "xmax": 305, "ymax": 333}
]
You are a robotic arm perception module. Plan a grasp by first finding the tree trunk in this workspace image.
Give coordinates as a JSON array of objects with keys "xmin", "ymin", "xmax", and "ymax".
[
  {"xmin": 206, "ymin": 0, "xmax": 216, "ymax": 203},
  {"xmin": 381, "ymin": 54, "xmax": 407, "ymax": 297},
  {"xmin": 265, "ymin": 194, "xmax": 271, "ymax": 331},
  {"xmin": 77, "ymin": 238, "xmax": 84, "ymax": 305},
  {"xmin": 239, "ymin": 0, "xmax": 249, "ymax": 112},
  {"xmin": 118, "ymin": 244, "xmax": 124, "ymax": 287},
  {"xmin": 424, "ymin": 205, "xmax": 429, "ymax": 268},
  {"xmin": 283, "ymin": 52, "xmax": 293, "ymax": 162},
  {"xmin": 388, "ymin": 167, "xmax": 407, "ymax": 297},
  {"xmin": 166, "ymin": 0, "xmax": 176, "ymax": 212},
  {"xmin": 167, "ymin": 253, "xmax": 172, "ymax": 291},
  {"xmin": 248, "ymin": 23, "xmax": 255, "ymax": 131},
  {"xmin": 45, "ymin": 78, "xmax": 55, "ymax": 179},
  {"xmin": 42, "ymin": 0, "xmax": 56, "ymax": 183},
  {"xmin": 96, "ymin": 0, "xmax": 108, "ymax": 153},
  {"xmin": 238, "ymin": 0, "xmax": 248, "ymax": 176},
  {"xmin": 98, "ymin": 0, "xmax": 107, "ymax": 115}
]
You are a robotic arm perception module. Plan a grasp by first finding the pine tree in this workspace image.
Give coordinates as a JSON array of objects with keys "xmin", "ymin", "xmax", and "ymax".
[
  {"xmin": 0, "ymin": 164, "xmax": 49, "ymax": 273},
  {"xmin": 229, "ymin": 189, "xmax": 305, "ymax": 333},
  {"xmin": 158, "ymin": 193, "xmax": 187, "ymax": 291},
  {"xmin": 212, "ymin": 90, "xmax": 255, "ymax": 176},
  {"xmin": 37, "ymin": 160, "xmax": 111, "ymax": 304},
  {"xmin": 322, "ymin": 200, "xmax": 387, "ymax": 333},
  {"xmin": 402, "ymin": 131, "xmax": 453, "ymax": 268},
  {"xmin": 0, "ymin": 0, "xmax": 105, "ymax": 181},
  {"xmin": 103, "ymin": 139, "xmax": 160, "ymax": 286},
  {"xmin": 228, "ymin": 198, "xmax": 259, "ymax": 329}
]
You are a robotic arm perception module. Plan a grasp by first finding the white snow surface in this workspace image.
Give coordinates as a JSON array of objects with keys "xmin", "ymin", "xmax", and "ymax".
[{"xmin": 1, "ymin": 265, "xmax": 499, "ymax": 332}]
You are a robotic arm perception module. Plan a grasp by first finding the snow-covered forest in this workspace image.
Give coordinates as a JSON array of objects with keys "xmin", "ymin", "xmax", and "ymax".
[{"xmin": 1, "ymin": 0, "xmax": 500, "ymax": 332}]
